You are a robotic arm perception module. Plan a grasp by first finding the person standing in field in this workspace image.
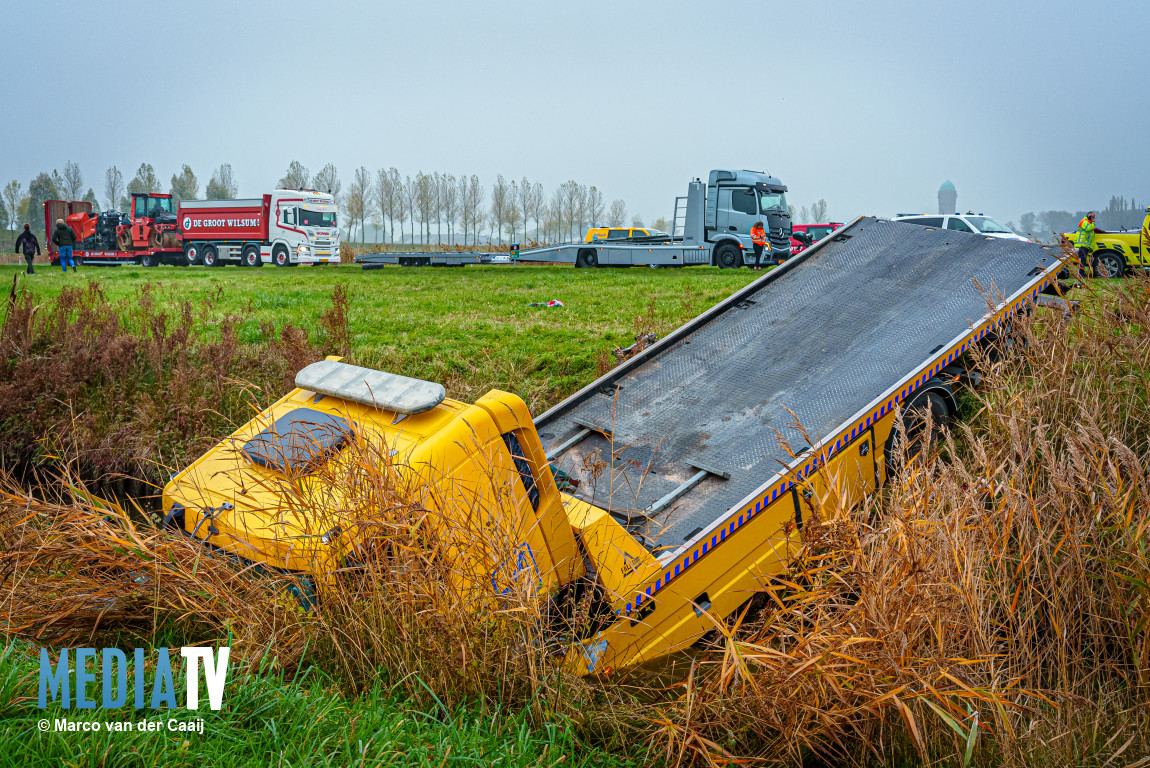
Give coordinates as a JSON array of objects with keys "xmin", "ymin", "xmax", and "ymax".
[
  {"xmin": 14, "ymin": 223, "xmax": 40, "ymax": 275},
  {"xmin": 1073, "ymin": 211, "xmax": 1110, "ymax": 276},
  {"xmin": 750, "ymin": 220, "xmax": 770, "ymax": 271},
  {"xmin": 51, "ymin": 218, "xmax": 77, "ymax": 273}
]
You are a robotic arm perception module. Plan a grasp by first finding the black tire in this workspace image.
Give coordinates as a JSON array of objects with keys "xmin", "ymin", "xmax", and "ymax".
[
  {"xmin": 885, "ymin": 390, "xmax": 949, "ymax": 474},
  {"xmin": 576, "ymin": 248, "xmax": 598, "ymax": 268},
  {"xmin": 201, "ymin": 244, "xmax": 221, "ymax": 268},
  {"xmin": 714, "ymin": 243, "xmax": 742, "ymax": 269},
  {"xmin": 273, "ymin": 245, "xmax": 291, "ymax": 267},
  {"xmin": 1092, "ymin": 250, "xmax": 1125, "ymax": 279},
  {"xmin": 241, "ymin": 245, "xmax": 262, "ymax": 268},
  {"xmin": 140, "ymin": 252, "xmax": 159, "ymax": 268},
  {"xmin": 184, "ymin": 242, "xmax": 202, "ymax": 266}
]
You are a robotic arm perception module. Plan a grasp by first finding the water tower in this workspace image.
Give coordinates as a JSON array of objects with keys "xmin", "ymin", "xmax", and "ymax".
[{"xmin": 938, "ymin": 180, "xmax": 957, "ymax": 215}]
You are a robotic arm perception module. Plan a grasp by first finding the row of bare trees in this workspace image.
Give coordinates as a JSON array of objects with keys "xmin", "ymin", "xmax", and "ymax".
[{"xmin": 326, "ymin": 165, "xmax": 633, "ymax": 246}]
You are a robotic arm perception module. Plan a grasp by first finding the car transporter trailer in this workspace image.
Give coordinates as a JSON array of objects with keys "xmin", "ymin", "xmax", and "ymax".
[{"xmin": 356, "ymin": 172, "xmax": 793, "ymax": 270}]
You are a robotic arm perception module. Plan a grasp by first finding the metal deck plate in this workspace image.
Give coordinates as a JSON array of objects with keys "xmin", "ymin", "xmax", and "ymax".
[{"xmin": 536, "ymin": 218, "xmax": 1059, "ymax": 551}]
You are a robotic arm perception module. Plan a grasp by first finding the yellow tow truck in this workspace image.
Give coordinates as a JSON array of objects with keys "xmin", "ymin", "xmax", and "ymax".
[
  {"xmin": 163, "ymin": 217, "xmax": 1066, "ymax": 674},
  {"xmin": 1065, "ymin": 207, "xmax": 1150, "ymax": 277}
]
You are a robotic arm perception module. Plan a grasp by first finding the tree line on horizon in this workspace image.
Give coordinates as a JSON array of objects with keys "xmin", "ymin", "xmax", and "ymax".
[
  {"xmin": 1010, "ymin": 196, "xmax": 1146, "ymax": 243},
  {"xmin": 1, "ymin": 161, "xmax": 656, "ymax": 247}
]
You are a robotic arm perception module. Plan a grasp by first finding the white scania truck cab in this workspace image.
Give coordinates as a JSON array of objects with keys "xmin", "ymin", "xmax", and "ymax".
[{"xmin": 272, "ymin": 189, "xmax": 341, "ymax": 266}]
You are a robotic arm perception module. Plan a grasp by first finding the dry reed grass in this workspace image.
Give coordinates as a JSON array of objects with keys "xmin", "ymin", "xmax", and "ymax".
[
  {"xmin": 0, "ymin": 278, "xmax": 1147, "ymax": 767},
  {"xmin": 643, "ymin": 279, "xmax": 1150, "ymax": 765}
]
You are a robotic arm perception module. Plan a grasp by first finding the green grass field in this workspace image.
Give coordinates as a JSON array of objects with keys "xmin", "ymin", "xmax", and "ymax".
[
  {"xmin": 4, "ymin": 262, "xmax": 759, "ymax": 412},
  {"xmin": 0, "ymin": 642, "xmax": 638, "ymax": 768}
]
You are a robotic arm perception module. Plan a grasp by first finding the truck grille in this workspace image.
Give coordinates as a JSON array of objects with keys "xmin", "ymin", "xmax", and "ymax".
[{"xmin": 770, "ymin": 232, "xmax": 790, "ymax": 252}]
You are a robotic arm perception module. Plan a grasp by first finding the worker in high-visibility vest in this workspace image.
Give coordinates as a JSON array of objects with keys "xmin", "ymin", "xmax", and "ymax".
[
  {"xmin": 750, "ymin": 221, "xmax": 770, "ymax": 270},
  {"xmin": 1142, "ymin": 207, "xmax": 1150, "ymax": 257},
  {"xmin": 1073, "ymin": 211, "xmax": 1106, "ymax": 270}
]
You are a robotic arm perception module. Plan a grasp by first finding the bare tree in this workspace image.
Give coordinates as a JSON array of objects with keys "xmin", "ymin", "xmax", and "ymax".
[
  {"xmin": 548, "ymin": 187, "xmax": 564, "ymax": 244},
  {"xmin": 314, "ymin": 164, "xmax": 341, "ymax": 199},
  {"xmin": 531, "ymin": 182, "xmax": 545, "ymax": 243},
  {"xmin": 799, "ymin": 205, "xmax": 810, "ymax": 224},
  {"xmin": 506, "ymin": 180, "xmax": 523, "ymax": 246},
  {"xmin": 608, "ymin": 199, "xmax": 627, "ymax": 227},
  {"xmin": 373, "ymin": 168, "xmax": 394, "ymax": 243},
  {"xmin": 441, "ymin": 174, "xmax": 458, "ymax": 245},
  {"xmin": 587, "ymin": 186, "xmax": 605, "ymax": 230},
  {"xmin": 102, "ymin": 167, "xmax": 123, "ymax": 212},
  {"xmin": 206, "ymin": 164, "xmax": 239, "ymax": 199},
  {"xmin": 456, "ymin": 176, "xmax": 471, "ymax": 246},
  {"xmin": 574, "ymin": 184, "xmax": 589, "ymax": 239},
  {"xmin": 466, "ymin": 175, "xmax": 485, "ymax": 246},
  {"xmin": 631, "ymin": 215, "xmax": 645, "ymax": 227},
  {"xmin": 3, "ymin": 180, "xmax": 23, "ymax": 229},
  {"xmin": 278, "ymin": 161, "xmax": 309, "ymax": 189},
  {"xmin": 560, "ymin": 181, "xmax": 580, "ymax": 241},
  {"xmin": 811, "ymin": 199, "xmax": 829, "ymax": 222},
  {"xmin": 61, "ymin": 161, "xmax": 84, "ymax": 201},
  {"xmin": 403, "ymin": 175, "xmax": 418, "ymax": 244},
  {"xmin": 489, "ymin": 174, "xmax": 509, "ymax": 246},
  {"xmin": 432, "ymin": 172, "xmax": 445, "ymax": 246},
  {"xmin": 514, "ymin": 177, "xmax": 533, "ymax": 244},
  {"xmin": 652, "ymin": 216, "xmax": 671, "ymax": 233},
  {"xmin": 415, "ymin": 172, "xmax": 434, "ymax": 245},
  {"xmin": 392, "ymin": 170, "xmax": 408, "ymax": 244},
  {"xmin": 347, "ymin": 166, "xmax": 371, "ymax": 242}
]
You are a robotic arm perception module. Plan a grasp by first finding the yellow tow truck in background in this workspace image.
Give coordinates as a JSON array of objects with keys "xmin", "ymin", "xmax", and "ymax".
[
  {"xmin": 163, "ymin": 217, "xmax": 1066, "ymax": 674},
  {"xmin": 1065, "ymin": 207, "xmax": 1150, "ymax": 277}
]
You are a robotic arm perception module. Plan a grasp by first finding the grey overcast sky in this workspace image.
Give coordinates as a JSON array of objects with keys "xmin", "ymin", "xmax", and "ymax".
[{"xmin": 2, "ymin": 0, "xmax": 1146, "ymax": 227}]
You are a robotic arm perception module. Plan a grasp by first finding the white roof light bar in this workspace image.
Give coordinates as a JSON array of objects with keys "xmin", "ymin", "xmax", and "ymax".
[{"xmin": 295, "ymin": 360, "xmax": 445, "ymax": 415}]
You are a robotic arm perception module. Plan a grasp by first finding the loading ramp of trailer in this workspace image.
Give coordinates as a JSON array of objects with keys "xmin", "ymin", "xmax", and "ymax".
[{"xmin": 535, "ymin": 217, "xmax": 1062, "ymax": 553}]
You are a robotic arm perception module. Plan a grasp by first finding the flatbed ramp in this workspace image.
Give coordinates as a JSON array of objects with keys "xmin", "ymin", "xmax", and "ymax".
[{"xmin": 536, "ymin": 217, "xmax": 1062, "ymax": 554}]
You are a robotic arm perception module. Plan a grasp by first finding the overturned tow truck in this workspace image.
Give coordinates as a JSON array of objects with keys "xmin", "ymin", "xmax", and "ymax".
[{"xmin": 163, "ymin": 217, "xmax": 1067, "ymax": 674}]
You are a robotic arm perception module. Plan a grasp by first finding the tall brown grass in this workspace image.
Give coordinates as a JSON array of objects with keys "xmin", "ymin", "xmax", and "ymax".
[
  {"xmin": 1, "ymin": 278, "xmax": 1147, "ymax": 767},
  {"xmin": 643, "ymin": 279, "xmax": 1150, "ymax": 765},
  {"xmin": 0, "ymin": 279, "xmax": 346, "ymax": 494}
]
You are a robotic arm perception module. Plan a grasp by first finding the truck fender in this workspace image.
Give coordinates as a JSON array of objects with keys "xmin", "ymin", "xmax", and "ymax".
[{"xmin": 710, "ymin": 233, "xmax": 742, "ymax": 248}]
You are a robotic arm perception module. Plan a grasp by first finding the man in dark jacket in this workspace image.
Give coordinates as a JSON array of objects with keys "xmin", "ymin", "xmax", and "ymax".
[
  {"xmin": 51, "ymin": 219, "xmax": 77, "ymax": 272},
  {"xmin": 14, "ymin": 223, "xmax": 40, "ymax": 275}
]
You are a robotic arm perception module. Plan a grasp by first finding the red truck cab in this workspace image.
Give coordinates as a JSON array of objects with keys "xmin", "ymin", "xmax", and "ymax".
[{"xmin": 791, "ymin": 222, "xmax": 844, "ymax": 255}]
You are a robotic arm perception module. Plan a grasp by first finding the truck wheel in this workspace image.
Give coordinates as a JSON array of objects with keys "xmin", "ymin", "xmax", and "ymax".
[
  {"xmin": 201, "ymin": 244, "xmax": 221, "ymax": 268},
  {"xmin": 241, "ymin": 246, "xmax": 261, "ymax": 268},
  {"xmin": 1092, "ymin": 250, "xmax": 1125, "ymax": 278},
  {"xmin": 714, "ymin": 243, "xmax": 742, "ymax": 269},
  {"xmin": 885, "ymin": 390, "xmax": 949, "ymax": 474},
  {"xmin": 576, "ymin": 249, "xmax": 598, "ymax": 268},
  {"xmin": 273, "ymin": 245, "xmax": 291, "ymax": 267},
  {"xmin": 184, "ymin": 243, "xmax": 202, "ymax": 266},
  {"xmin": 140, "ymin": 252, "xmax": 159, "ymax": 268}
]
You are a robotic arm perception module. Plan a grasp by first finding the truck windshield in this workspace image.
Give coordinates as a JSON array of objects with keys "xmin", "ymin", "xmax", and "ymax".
[
  {"xmin": 965, "ymin": 216, "xmax": 1013, "ymax": 235},
  {"xmin": 759, "ymin": 191, "xmax": 787, "ymax": 213},
  {"xmin": 298, "ymin": 209, "xmax": 337, "ymax": 228}
]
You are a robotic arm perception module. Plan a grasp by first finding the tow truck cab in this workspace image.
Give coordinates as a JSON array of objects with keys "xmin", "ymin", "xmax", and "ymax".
[{"xmin": 160, "ymin": 360, "xmax": 657, "ymax": 604}]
